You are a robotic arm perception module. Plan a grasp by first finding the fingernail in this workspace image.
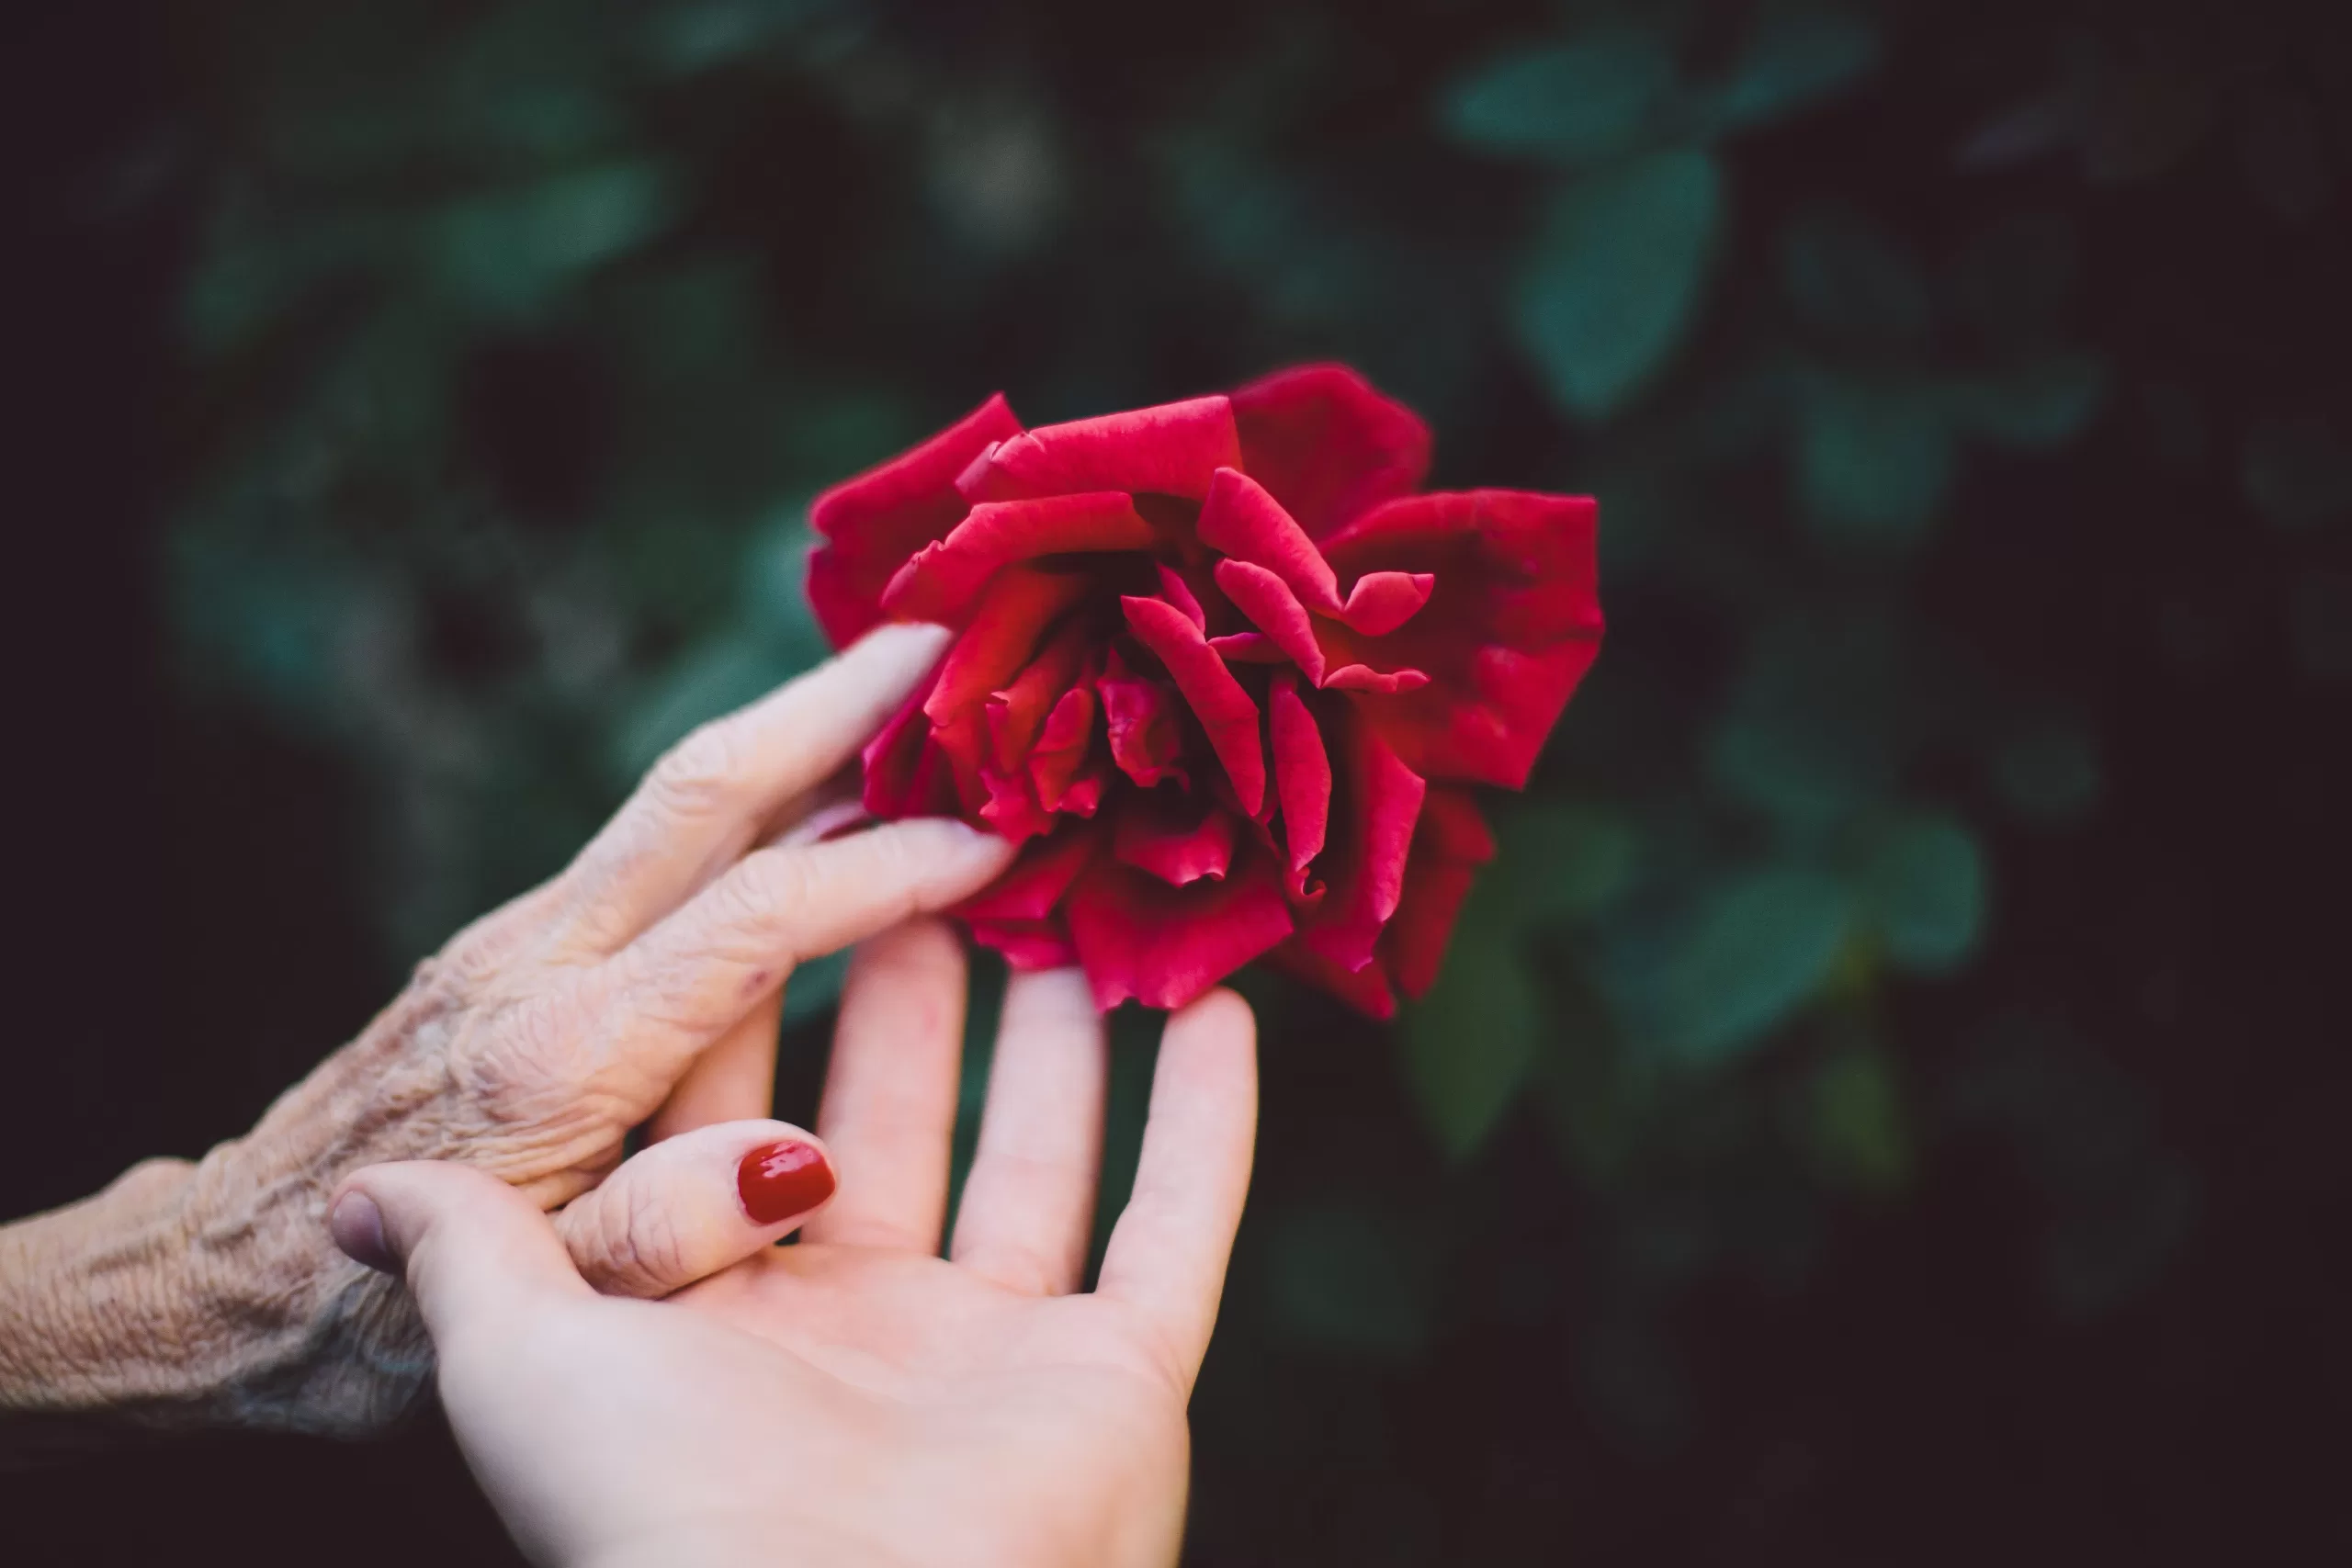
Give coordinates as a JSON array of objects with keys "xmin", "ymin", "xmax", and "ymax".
[
  {"xmin": 737, "ymin": 1140, "xmax": 837, "ymax": 1225},
  {"xmin": 329, "ymin": 1190, "xmax": 395, "ymax": 1273}
]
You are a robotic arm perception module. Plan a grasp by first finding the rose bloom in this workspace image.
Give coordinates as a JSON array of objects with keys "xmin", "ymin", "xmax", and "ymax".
[{"xmin": 808, "ymin": 365, "xmax": 1601, "ymax": 1015}]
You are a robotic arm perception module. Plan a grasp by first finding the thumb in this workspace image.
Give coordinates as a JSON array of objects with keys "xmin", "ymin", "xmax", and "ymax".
[
  {"xmin": 555, "ymin": 1120, "xmax": 837, "ymax": 1298},
  {"xmin": 330, "ymin": 1162, "xmax": 593, "ymax": 1338}
]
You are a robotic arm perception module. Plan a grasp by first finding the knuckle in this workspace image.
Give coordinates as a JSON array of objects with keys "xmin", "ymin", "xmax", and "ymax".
[
  {"xmin": 647, "ymin": 721, "xmax": 746, "ymax": 820},
  {"xmin": 977, "ymin": 1244, "xmax": 1069, "ymax": 1299},
  {"xmin": 587, "ymin": 1178, "xmax": 692, "ymax": 1295},
  {"xmin": 718, "ymin": 853, "xmax": 803, "ymax": 934},
  {"xmin": 467, "ymin": 995, "xmax": 596, "ymax": 1122}
]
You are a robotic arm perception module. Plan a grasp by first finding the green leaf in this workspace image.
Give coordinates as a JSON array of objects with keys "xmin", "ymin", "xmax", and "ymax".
[
  {"xmin": 1267, "ymin": 1202, "xmax": 1434, "ymax": 1359},
  {"xmin": 1705, "ymin": 7, "xmax": 1881, "ymax": 133},
  {"xmin": 1514, "ymin": 149, "xmax": 1722, "ymax": 422},
  {"xmin": 1439, "ymin": 30, "xmax": 1677, "ymax": 164},
  {"xmin": 1797, "ymin": 376, "xmax": 1954, "ymax": 544},
  {"xmin": 1946, "ymin": 354, "xmax": 2107, "ymax": 448},
  {"xmin": 646, "ymin": 0, "xmax": 825, "ymax": 74},
  {"xmin": 1856, "ymin": 812, "xmax": 1987, "ymax": 975},
  {"xmin": 1489, "ymin": 801, "xmax": 1640, "ymax": 922},
  {"xmin": 1401, "ymin": 885, "xmax": 1542, "ymax": 1159},
  {"xmin": 1806, "ymin": 1043, "xmax": 1911, "ymax": 1194},
  {"xmin": 431, "ymin": 161, "xmax": 680, "ymax": 316},
  {"xmin": 1657, "ymin": 867, "xmax": 1850, "ymax": 1066},
  {"xmin": 1707, "ymin": 616, "xmax": 1908, "ymax": 837},
  {"xmin": 1779, "ymin": 208, "xmax": 1928, "ymax": 344}
]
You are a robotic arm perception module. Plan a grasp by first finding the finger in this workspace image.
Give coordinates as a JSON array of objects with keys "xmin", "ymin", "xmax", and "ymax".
[
  {"xmin": 329, "ymin": 1162, "xmax": 592, "ymax": 1338},
  {"xmin": 552, "ymin": 623, "xmax": 951, "ymax": 954},
  {"xmin": 948, "ymin": 968, "xmax": 1109, "ymax": 1295},
  {"xmin": 649, "ymin": 988, "xmax": 783, "ymax": 1142},
  {"xmin": 800, "ymin": 920, "xmax": 967, "ymax": 1252},
  {"xmin": 1096, "ymin": 988, "xmax": 1258, "ymax": 1382},
  {"xmin": 553, "ymin": 1121, "xmax": 837, "ymax": 1298},
  {"xmin": 592, "ymin": 818, "xmax": 1014, "ymax": 1093}
]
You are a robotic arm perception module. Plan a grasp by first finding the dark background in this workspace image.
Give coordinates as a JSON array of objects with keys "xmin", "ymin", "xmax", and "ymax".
[{"xmin": 6, "ymin": 1, "xmax": 2351, "ymax": 1562}]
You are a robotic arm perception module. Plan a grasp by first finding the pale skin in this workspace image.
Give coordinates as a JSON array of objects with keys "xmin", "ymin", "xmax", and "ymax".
[
  {"xmin": 0, "ymin": 622, "xmax": 1016, "ymax": 1435},
  {"xmin": 0, "ymin": 618, "xmax": 1260, "ymax": 1564},
  {"xmin": 336, "ymin": 941, "xmax": 1257, "ymax": 1568}
]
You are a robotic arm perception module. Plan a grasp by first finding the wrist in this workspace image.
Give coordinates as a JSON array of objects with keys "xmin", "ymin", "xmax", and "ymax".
[
  {"xmin": 0, "ymin": 1159, "xmax": 204, "ymax": 1429},
  {"xmin": 0, "ymin": 1121, "xmax": 430, "ymax": 1441}
]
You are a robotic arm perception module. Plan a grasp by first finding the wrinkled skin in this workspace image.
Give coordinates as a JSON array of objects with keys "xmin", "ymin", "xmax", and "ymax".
[
  {"xmin": 336, "ymin": 926, "xmax": 1258, "ymax": 1568},
  {"xmin": 0, "ymin": 628, "xmax": 1014, "ymax": 1438},
  {"xmin": 809, "ymin": 364, "xmax": 1604, "ymax": 1018}
]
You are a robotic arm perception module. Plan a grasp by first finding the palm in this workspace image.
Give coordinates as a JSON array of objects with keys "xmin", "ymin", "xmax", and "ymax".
[
  {"xmin": 644, "ymin": 918, "xmax": 1255, "ymax": 1566},
  {"xmin": 684, "ymin": 1245, "xmax": 1181, "ymax": 1410},
  {"xmin": 676, "ymin": 1245, "xmax": 1189, "ymax": 1557}
]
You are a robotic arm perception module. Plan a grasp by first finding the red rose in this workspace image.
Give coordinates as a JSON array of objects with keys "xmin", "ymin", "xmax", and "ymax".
[{"xmin": 808, "ymin": 364, "xmax": 1602, "ymax": 1015}]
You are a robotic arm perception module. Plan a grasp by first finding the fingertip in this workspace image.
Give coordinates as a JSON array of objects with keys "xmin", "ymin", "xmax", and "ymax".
[
  {"xmin": 328, "ymin": 1187, "xmax": 393, "ymax": 1273},
  {"xmin": 848, "ymin": 620, "xmax": 952, "ymax": 671},
  {"xmin": 737, "ymin": 1134, "xmax": 839, "ymax": 1226},
  {"xmin": 885, "ymin": 816, "xmax": 1020, "ymax": 888},
  {"xmin": 1171, "ymin": 986, "xmax": 1257, "ymax": 1041}
]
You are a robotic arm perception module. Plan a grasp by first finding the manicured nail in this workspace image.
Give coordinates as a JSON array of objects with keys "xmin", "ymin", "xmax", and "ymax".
[
  {"xmin": 737, "ymin": 1140, "xmax": 837, "ymax": 1225},
  {"xmin": 329, "ymin": 1190, "xmax": 394, "ymax": 1273}
]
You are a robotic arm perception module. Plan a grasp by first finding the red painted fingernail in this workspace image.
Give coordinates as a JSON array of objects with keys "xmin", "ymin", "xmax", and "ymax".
[{"xmin": 737, "ymin": 1140, "xmax": 836, "ymax": 1225}]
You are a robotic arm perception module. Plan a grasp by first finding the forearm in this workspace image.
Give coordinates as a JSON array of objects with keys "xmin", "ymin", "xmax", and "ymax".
[
  {"xmin": 0, "ymin": 1096, "xmax": 433, "ymax": 1450},
  {"xmin": 0, "ymin": 1157, "xmax": 217, "ymax": 1461}
]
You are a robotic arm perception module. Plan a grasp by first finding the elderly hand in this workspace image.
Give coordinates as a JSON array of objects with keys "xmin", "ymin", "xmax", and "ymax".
[
  {"xmin": 0, "ymin": 626, "xmax": 1014, "ymax": 1438},
  {"xmin": 333, "ymin": 931, "xmax": 1256, "ymax": 1568}
]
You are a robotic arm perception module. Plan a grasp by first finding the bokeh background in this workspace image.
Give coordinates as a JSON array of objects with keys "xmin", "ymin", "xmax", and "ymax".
[{"xmin": 8, "ymin": 0, "xmax": 2352, "ymax": 1562}]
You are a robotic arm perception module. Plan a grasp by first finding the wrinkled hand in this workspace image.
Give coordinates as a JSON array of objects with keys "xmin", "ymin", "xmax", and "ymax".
[
  {"xmin": 0, "ymin": 626, "xmax": 1014, "ymax": 1437},
  {"xmin": 335, "ymin": 924, "xmax": 1257, "ymax": 1568}
]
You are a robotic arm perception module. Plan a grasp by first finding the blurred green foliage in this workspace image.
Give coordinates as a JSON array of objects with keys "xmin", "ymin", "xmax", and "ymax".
[{"xmin": 137, "ymin": 0, "xmax": 2352, "ymax": 1557}]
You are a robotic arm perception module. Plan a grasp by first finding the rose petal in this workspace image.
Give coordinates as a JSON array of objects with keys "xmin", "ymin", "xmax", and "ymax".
[
  {"xmin": 985, "ymin": 621, "xmax": 1093, "ymax": 772},
  {"xmin": 1156, "ymin": 562, "xmax": 1207, "ymax": 630},
  {"xmin": 1066, "ymin": 852, "xmax": 1295, "ymax": 1010},
  {"xmin": 1196, "ymin": 467, "xmax": 1343, "ymax": 610},
  {"xmin": 862, "ymin": 659, "xmax": 947, "ymax": 818},
  {"xmin": 978, "ymin": 765, "xmax": 1057, "ymax": 843},
  {"xmin": 1388, "ymin": 788, "xmax": 1494, "ymax": 1000},
  {"xmin": 929, "ymin": 709, "xmax": 990, "ymax": 817},
  {"xmin": 808, "ymin": 393, "xmax": 1023, "ymax": 646},
  {"xmin": 958, "ymin": 818, "xmax": 1103, "ymax": 921},
  {"xmin": 1212, "ymin": 558, "xmax": 1328, "ymax": 684},
  {"xmin": 1264, "ymin": 938, "xmax": 1397, "ymax": 1020},
  {"xmin": 1334, "ymin": 570, "xmax": 1435, "ymax": 637},
  {"xmin": 1326, "ymin": 662, "xmax": 1430, "ymax": 691},
  {"xmin": 1323, "ymin": 664, "xmax": 1430, "ymax": 693},
  {"xmin": 1113, "ymin": 788, "xmax": 1238, "ymax": 886},
  {"xmin": 881, "ymin": 492, "xmax": 1158, "ymax": 623},
  {"xmin": 958, "ymin": 395, "xmax": 1242, "ymax": 502},
  {"xmin": 1297, "ymin": 711, "xmax": 1426, "ymax": 974},
  {"xmin": 1122, "ymin": 594, "xmax": 1267, "ymax": 817},
  {"xmin": 1027, "ymin": 684, "xmax": 1100, "ymax": 812},
  {"xmin": 1413, "ymin": 784, "xmax": 1498, "ymax": 863},
  {"xmin": 1059, "ymin": 766, "xmax": 1109, "ymax": 818},
  {"xmin": 1268, "ymin": 672, "xmax": 1331, "ymax": 901},
  {"xmin": 925, "ymin": 568, "xmax": 1091, "ymax": 726},
  {"xmin": 1205, "ymin": 632, "xmax": 1286, "ymax": 663},
  {"xmin": 1317, "ymin": 491, "xmax": 1602, "ymax": 789},
  {"xmin": 1096, "ymin": 647, "xmax": 1190, "ymax": 789},
  {"xmin": 1229, "ymin": 365, "xmax": 1430, "ymax": 539},
  {"xmin": 969, "ymin": 919, "xmax": 1080, "ymax": 970}
]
